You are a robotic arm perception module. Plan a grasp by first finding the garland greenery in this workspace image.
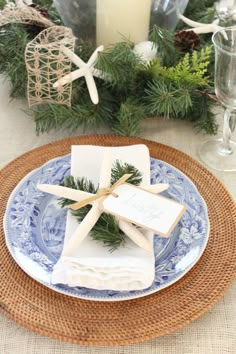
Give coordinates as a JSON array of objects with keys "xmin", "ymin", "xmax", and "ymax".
[
  {"xmin": 0, "ymin": 0, "xmax": 230, "ymax": 136},
  {"xmin": 58, "ymin": 160, "xmax": 142, "ymax": 251}
]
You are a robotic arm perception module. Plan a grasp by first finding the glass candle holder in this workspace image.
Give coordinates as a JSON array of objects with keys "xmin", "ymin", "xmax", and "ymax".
[
  {"xmin": 53, "ymin": 0, "xmax": 189, "ymax": 46},
  {"xmin": 150, "ymin": 0, "xmax": 189, "ymax": 31}
]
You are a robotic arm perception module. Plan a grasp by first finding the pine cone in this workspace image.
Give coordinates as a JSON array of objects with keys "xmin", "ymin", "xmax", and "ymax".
[{"xmin": 174, "ymin": 30, "xmax": 200, "ymax": 52}]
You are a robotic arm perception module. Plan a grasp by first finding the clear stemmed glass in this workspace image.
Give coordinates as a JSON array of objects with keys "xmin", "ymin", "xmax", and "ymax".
[{"xmin": 199, "ymin": 27, "xmax": 236, "ymax": 171}]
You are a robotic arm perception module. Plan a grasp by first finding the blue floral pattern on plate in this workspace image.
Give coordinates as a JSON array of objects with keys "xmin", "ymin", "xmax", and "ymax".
[{"xmin": 3, "ymin": 155, "xmax": 209, "ymax": 301}]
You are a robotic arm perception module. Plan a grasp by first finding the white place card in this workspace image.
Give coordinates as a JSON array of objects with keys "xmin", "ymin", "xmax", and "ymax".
[{"xmin": 100, "ymin": 184, "xmax": 186, "ymax": 237}]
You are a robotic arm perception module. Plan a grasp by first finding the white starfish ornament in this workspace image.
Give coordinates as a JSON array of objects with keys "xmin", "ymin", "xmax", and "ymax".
[
  {"xmin": 38, "ymin": 150, "xmax": 169, "ymax": 253},
  {"xmin": 53, "ymin": 45, "xmax": 105, "ymax": 104}
]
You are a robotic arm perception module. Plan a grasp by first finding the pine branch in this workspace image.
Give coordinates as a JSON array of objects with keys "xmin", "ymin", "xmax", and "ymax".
[
  {"xmin": 183, "ymin": 0, "xmax": 215, "ymax": 23},
  {"xmin": 149, "ymin": 25, "xmax": 180, "ymax": 67},
  {"xmin": 58, "ymin": 176, "xmax": 97, "ymax": 208},
  {"xmin": 0, "ymin": 25, "xmax": 29, "ymax": 97},
  {"xmin": 0, "ymin": 0, "xmax": 62, "ymax": 98},
  {"xmin": 0, "ymin": 0, "xmax": 219, "ymax": 136},
  {"xmin": 33, "ymin": 104, "xmax": 85, "ymax": 134},
  {"xmin": 111, "ymin": 160, "xmax": 142, "ymax": 185},
  {"xmin": 58, "ymin": 161, "xmax": 143, "ymax": 251},
  {"xmin": 95, "ymin": 41, "xmax": 141, "ymax": 90},
  {"xmin": 90, "ymin": 213, "xmax": 126, "ymax": 252},
  {"xmin": 194, "ymin": 108, "xmax": 218, "ymax": 135},
  {"xmin": 112, "ymin": 99, "xmax": 146, "ymax": 136},
  {"xmin": 75, "ymin": 39, "xmax": 98, "ymax": 62},
  {"xmin": 190, "ymin": 90, "xmax": 218, "ymax": 134},
  {"xmin": 176, "ymin": 88, "xmax": 193, "ymax": 116},
  {"xmin": 145, "ymin": 80, "xmax": 217, "ymax": 134},
  {"xmin": 145, "ymin": 80, "xmax": 192, "ymax": 118},
  {"xmin": 33, "ymin": 84, "xmax": 116, "ymax": 134}
]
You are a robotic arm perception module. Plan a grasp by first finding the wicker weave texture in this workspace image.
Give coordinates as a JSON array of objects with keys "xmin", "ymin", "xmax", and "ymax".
[{"xmin": 0, "ymin": 135, "xmax": 236, "ymax": 346}]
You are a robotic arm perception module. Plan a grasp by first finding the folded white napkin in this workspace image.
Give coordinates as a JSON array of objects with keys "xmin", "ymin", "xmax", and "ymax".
[{"xmin": 51, "ymin": 144, "xmax": 155, "ymax": 291}]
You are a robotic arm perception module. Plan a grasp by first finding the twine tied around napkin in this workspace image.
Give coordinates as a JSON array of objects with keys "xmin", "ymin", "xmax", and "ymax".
[
  {"xmin": 49, "ymin": 144, "xmax": 156, "ymax": 290},
  {"xmin": 38, "ymin": 147, "xmax": 169, "ymax": 252},
  {"xmin": 69, "ymin": 174, "xmax": 132, "ymax": 210}
]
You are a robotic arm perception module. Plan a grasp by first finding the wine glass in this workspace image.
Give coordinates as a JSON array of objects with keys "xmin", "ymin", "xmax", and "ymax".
[{"xmin": 199, "ymin": 27, "xmax": 236, "ymax": 171}]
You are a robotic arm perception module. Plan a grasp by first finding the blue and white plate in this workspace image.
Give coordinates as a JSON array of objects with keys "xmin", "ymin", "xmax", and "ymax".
[{"xmin": 3, "ymin": 155, "xmax": 209, "ymax": 301}]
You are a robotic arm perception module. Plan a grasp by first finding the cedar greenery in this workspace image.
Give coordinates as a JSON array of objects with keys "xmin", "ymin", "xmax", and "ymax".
[
  {"xmin": 0, "ymin": 0, "xmax": 228, "ymax": 136},
  {"xmin": 146, "ymin": 47, "xmax": 212, "ymax": 88},
  {"xmin": 58, "ymin": 161, "xmax": 142, "ymax": 251}
]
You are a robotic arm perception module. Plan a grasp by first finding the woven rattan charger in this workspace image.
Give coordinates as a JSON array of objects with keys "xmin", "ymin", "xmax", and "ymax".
[{"xmin": 0, "ymin": 135, "xmax": 236, "ymax": 346}]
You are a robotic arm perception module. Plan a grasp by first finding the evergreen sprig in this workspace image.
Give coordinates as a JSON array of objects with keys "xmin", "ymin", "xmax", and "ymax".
[
  {"xmin": 59, "ymin": 160, "xmax": 143, "ymax": 251},
  {"xmin": 145, "ymin": 80, "xmax": 192, "ymax": 118},
  {"xmin": 33, "ymin": 86, "xmax": 116, "ymax": 134},
  {"xmin": 0, "ymin": 25, "xmax": 29, "ymax": 97},
  {"xmin": 95, "ymin": 42, "xmax": 140, "ymax": 90},
  {"xmin": 190, "ymin": 90, "xmax": 218, "ymax": 134},
  {"xmin": 149, "ymin": 25, "xmax": 180, "ymax": 67},
  {"xmin": 146, "ymin": 47, "xmax": 212, "ymax": 88},
  {"xmin": 182, "ymin": 0, "xmax": 216, "ymax": 24},
  {"xmin": 0, "ymin": 0, "xmax": 224, "ymax": 136},
  {"xmin": 59, "ymin": 176, "xmax": 97, "ymax": 208},
  {"xmin": 143, "ymin": 46, "xmax": 213, "ymax": 122},
  {"xmin": 111, "ymin": 160, "xmax": 142, "ymax": 185},
  {"xmin": 112, "ymin": 99, "xmax": 146, "ymax": 136}
]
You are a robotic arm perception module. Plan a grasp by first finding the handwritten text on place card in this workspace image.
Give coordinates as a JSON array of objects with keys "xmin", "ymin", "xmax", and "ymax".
[{"xmin": 101, "ymin": 184, "xmax": 186, "ymax": 237}]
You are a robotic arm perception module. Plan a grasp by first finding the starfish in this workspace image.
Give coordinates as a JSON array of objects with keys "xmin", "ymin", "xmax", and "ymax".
[
  {"xmin": 38, "ymin": 150, "xmax": 169, "ymax": 253},
  {"xmin": 53, "ymin": 45, "xmax": 105, "ymax": 104}
]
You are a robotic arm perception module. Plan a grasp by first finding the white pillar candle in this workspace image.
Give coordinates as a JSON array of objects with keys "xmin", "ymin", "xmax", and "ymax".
[{"xmin": 96, "ymin": 0, "xmax": 152, "ymax": 47}]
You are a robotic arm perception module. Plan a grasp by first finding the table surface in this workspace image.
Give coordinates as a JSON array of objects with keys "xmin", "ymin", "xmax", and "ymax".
[{"xmin": 0, "ymin": 76, "xmax": 236, "ymax": 354}]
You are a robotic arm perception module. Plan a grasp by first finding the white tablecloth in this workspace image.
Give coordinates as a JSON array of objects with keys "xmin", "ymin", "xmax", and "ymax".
[{"xmin": 0, "ymin": 76, "xmax": 236, "ymax": 353}]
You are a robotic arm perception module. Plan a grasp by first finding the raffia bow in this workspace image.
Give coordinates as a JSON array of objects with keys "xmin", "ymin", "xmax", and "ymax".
[{"xmin": 68, "ymin": 174, "xmax": 132, "ymax": 210}]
